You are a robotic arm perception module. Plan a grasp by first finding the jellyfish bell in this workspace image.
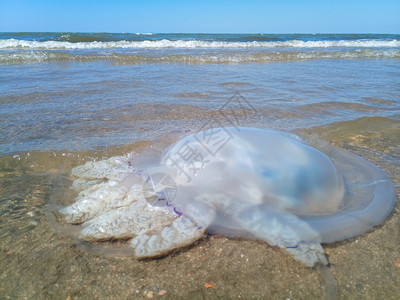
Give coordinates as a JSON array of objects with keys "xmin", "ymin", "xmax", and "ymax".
[
  {"xmin": 55, "ymin": 127, "xmax": 395, "ymax": 267},
  {"xmin": 164, "ymin": 128, "xmax": 345, "ymax": 215},
  {"xmin": 302, "ymin": 142, "xmax": 395, "ymax": 243}
]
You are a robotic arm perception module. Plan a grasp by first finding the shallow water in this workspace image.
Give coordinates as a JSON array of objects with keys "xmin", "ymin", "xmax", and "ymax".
[{"xmin": 0, "ymin": 33, "xmax": 399, "ymax": 299}]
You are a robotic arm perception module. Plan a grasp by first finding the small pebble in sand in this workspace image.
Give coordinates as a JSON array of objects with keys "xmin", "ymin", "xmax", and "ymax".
[
  {"xmin": 204, "ymin": 283, "xmax": 213, "ymax": 288},
  {"xmin": 158, "ymin": 290, "xmax": 167, "ymax": 296},
  {"xmin": 28, "ymin": 220, "xmax": 39, "ymax": 226}
]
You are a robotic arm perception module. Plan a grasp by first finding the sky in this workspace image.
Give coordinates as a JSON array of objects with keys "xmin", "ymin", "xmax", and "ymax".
[{"xmin": 0, "ymin": 0, "xmax": 399, "ymax": 33}]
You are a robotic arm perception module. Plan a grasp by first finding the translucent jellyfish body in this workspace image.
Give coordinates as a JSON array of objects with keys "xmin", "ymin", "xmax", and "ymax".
[{"xmin": 58, "ymin": 128, "xmax": 395, "ymax": 267}]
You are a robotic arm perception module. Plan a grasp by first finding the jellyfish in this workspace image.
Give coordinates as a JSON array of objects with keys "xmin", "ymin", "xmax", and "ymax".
[{"xmin": 56, "ymin": 127, "xmax": 395, "ymax": 267}]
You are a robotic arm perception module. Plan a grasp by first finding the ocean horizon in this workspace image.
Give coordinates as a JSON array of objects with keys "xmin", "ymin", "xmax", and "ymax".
[{"xmin": 1, "ymin": 32, "xmax": 399, "ymax": 66}]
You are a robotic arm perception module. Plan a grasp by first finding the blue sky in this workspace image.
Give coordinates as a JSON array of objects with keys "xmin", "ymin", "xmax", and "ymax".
[{"xmin": 0, "ymin": 0, "xmax": 399, "ymax": 33}]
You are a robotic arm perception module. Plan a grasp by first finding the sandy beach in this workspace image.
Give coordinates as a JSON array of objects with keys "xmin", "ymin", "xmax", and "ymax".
[{"xmin": 1, "ymin": 115, "xmax": 399, "ymax": 299}]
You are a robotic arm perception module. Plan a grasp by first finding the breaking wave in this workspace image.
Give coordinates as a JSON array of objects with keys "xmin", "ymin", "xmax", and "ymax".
[
  {"xmin": 1, "ymin": 39, "xmax": 399, "ymax": 50},
  {"xmin": 1, "ymin": 49, "xmax": 399, "ymax": 65}
]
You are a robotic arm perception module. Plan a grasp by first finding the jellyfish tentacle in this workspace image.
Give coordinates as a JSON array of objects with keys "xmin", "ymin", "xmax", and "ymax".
[
  {"xmin": 130, "ymin": 216, "xmax": 206, "ymax": 258},
  {"xmin": 236, "ymin": 204, "xmax": 327, "ymax": 266},
  {"xmin": 131, "ymin": 202, "xmax": 215, "ymax": 258},
  {"xmin": 60, "ymin": 173, "xmax": 145, "ymax": 223},
  {"xmin": 78, "ymin": 196, "xmax": 177, "ymax": 241},
  {"xmin": 285, "ymin": 242, "xmax": 328, "ymax": 267}
]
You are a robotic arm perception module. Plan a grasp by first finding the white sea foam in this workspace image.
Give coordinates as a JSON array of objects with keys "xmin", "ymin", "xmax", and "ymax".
[
  {"xmin": 1, "ymin": 49, "xmax": 399, "ymax": 64},
  {"xmin": 0, "ymin": 39, "xmax": 399, "ymax": 50}
]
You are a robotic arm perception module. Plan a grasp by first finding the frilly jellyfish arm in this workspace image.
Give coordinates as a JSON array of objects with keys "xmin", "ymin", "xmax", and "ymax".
[
  {"xmin": 123, "ymin": 179, "xmax": 217, "ymax": 258},
  {"xmin": 129, "ymin": 198, "xmax": 216, "ymax": 258},
  {"xmin": 131, "ymin": 216, "xmax": 207, "ymax": 258},
  {"xmin": 59, "ymin": 172, "xmax": 144, "ymax": 224},
  {"xmin": 60, "ymin": 169, "xmax": 215, "ymax": 258},
  {"xmin": 235, "ymin": 204, "xmax": 328, "ymax": 267},
  {"xmin": 78, "ymin": 196, "xmax": 176, "ymax": 241}
]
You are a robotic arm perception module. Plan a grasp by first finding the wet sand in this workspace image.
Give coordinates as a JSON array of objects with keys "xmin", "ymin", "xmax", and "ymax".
[{"xmin": 0, "ymin": 117, "xmax": 399, "ymax": 299}]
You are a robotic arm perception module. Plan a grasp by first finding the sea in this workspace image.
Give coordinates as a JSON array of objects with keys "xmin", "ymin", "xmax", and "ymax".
[{"xmin": 0, "ymin": 33, "xmax": 399, "ymax": 299}]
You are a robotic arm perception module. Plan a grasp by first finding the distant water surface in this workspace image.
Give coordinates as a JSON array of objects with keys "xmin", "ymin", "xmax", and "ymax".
[{"xmin": 1, "ymin": 33, "xmax": 399, "ymax": 153}]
